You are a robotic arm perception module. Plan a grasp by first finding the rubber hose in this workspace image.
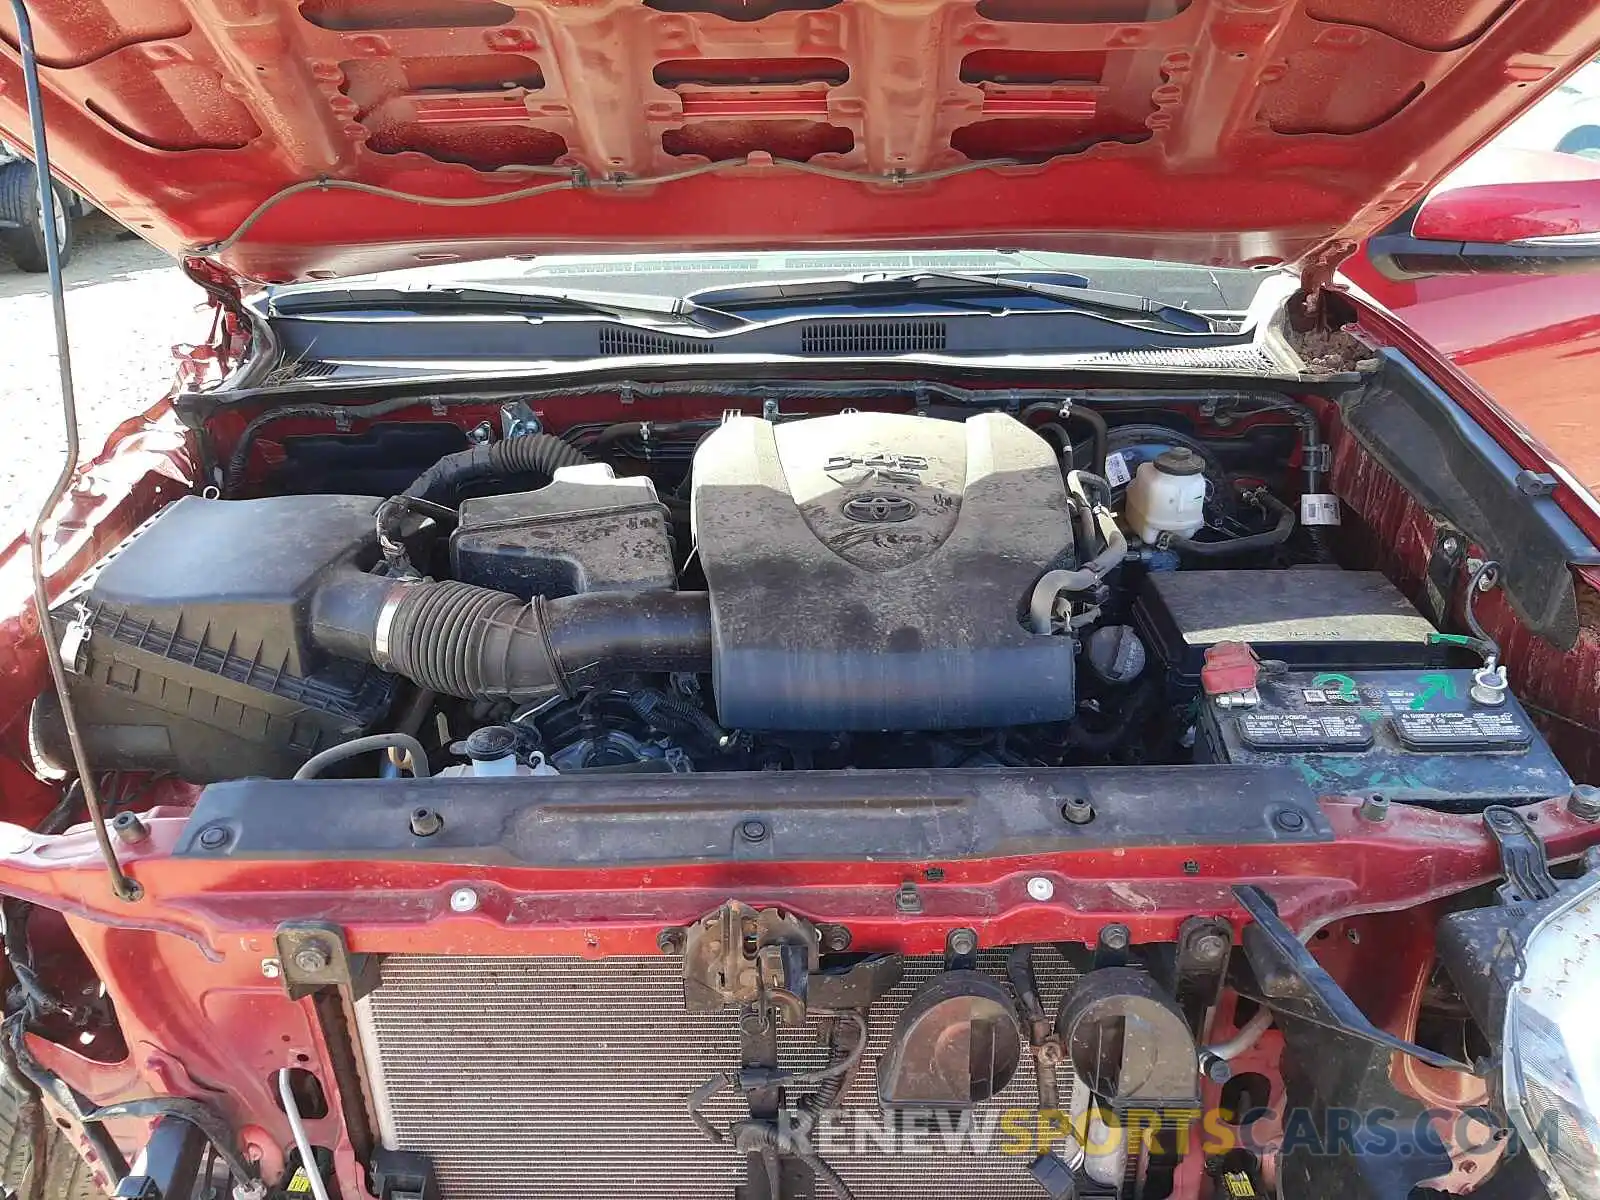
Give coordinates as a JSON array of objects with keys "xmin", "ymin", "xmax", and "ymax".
[
  {"xmin": 581, "ymin": 419, "xmax": 701, "ymax": 459},
  {"xmin": 402, "ymin": 433, "xmax": 591, "ymax": 505},
  {"xmin": 1020, "ymin": 404, "xmax": 1107, "ymax": 474},
  {"xmin": 314, "ymin": 574, "xmax": 713, "ymax": 702},
  {"xmin": 1167, "ymin": 492, "xmax": 1295, "ymax": 558},
  {"xmin": 1028, "ymin": 471, "xmax": 1128, "ymax": 632},
  {"xmin": 294, "ymin": 733, "xmax": 431, "ymax": 780},
  {"xmin": 1067, "ymin": 407, "xmax": 1108, "ymax": 475}
]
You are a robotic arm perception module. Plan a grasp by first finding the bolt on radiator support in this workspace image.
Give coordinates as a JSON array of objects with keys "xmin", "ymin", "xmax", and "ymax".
[{"xmin": 11, "ymin": 0, "xmax": 138, "ymax": 903}]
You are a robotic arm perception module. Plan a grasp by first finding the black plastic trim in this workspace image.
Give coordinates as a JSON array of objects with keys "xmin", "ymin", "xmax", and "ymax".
[
  {"xmin": 175, "ymin": 765, "xmax": 1330, "ymax": 865},
  {"xmin": 1342, "ymin": 349, "xmax": 1598, "ymax": 649},
  {"xmin": 1366, "ymin": 231, "xmax": 1600, "ymax": 280}
]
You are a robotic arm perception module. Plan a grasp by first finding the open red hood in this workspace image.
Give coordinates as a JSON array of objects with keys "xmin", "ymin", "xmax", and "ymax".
[{"xmin": 3, "ymin": 0, "xmax": 1599, "ymax": 283}]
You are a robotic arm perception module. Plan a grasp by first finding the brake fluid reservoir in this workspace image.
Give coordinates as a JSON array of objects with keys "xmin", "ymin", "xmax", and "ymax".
[{"xmin": 1124, "ymin": 447, "xmax": 1206, "ymax": 544}]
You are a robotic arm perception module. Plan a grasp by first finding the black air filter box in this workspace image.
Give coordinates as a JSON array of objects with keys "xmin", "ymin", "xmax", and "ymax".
[{"xmin": 39, "ymin": 495, "xmax": 396, "ymax": 782}]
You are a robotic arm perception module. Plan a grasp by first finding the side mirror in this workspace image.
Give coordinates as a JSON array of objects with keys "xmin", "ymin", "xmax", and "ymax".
[{"xmin": 1365, "ymin": 147, "xmax": 1600, "ymax": 279}]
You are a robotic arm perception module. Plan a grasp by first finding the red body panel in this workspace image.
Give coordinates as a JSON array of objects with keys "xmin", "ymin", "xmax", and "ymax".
[
  {"xmin": 1343, "ymin": 255, "xmax": 1600, "ymax": 496},
  {"xmin": 1412, "ymin": 145, "xmax": 1600, "ymax": 242},
  {"xmin": 4, "ymin": 0, "xmax": 1600, "ymax": 280},
  {"xmin": 1340, "ymin": 145, "xmax": 1600, "ymax": 496}
]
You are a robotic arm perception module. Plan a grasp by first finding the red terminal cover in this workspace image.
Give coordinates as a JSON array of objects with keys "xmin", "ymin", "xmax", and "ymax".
[{"xmin": 1201, "ymin": 641, "xmax": 1261, "ymax": 696}]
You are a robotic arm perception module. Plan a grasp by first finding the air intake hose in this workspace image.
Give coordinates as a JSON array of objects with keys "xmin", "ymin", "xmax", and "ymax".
[
  {"xmin": 403, "ymin": 433, "xmax": 592, "ymax": 505},
  {"xmin": 312, "ymin": 573, "xmax": 711, "ymax": 701}
]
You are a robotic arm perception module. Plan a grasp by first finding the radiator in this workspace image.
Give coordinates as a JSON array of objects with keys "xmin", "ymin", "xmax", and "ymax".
[{"xmin": 353, "ymin": 951, "xmax": 1078, "ymax": 1200}]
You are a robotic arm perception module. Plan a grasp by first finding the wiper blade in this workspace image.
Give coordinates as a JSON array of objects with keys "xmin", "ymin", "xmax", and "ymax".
[
  {"xmin": 692, "ymin": 270, "xmax": 1215, "ymax": 333},
  {"xmin": 271, "ymin": 283, "xmax": 746, "ymax": 332}
]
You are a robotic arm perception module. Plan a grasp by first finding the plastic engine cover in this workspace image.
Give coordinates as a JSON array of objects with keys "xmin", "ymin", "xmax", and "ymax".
[{"xmin": 692, "ymin": 411, "xmax": 1075, "ymax": 730}]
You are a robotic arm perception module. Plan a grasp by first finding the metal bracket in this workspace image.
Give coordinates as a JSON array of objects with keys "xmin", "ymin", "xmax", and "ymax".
[
  {"xmin": 1292, "ymin": 239, "xmax": 1358, "ymax": 329},
  {"xmin": 112, "ymin": 1117, "xmax": 207, "ymax": 1200},
  {"xmin": 1174, "ymin": 916, "xmax": 1233, "ymax": 1015},
  {"xmin": 807, "ymin": 953, "xmax": 903, "ymax": 1011},
  {"xmin": 682, "ymin": 901, "xmax": 819, "ymax": 1025},
  {"xmin": 1483, "ymin": 805, "xmax": 1559, "ymax": 906},
  {"xmin": 274, "ymin": 923, "xmax": 379, "ymax": 1000},
  {"xmin": 1301, "ymin": 443, "xmax": 1333, "ymax": 474},
  {"xmin": 59, "ymin": 604, "xmax": 92, "ymax": 675},
  {"xmin": 1421, "ymin": 527, "xmax": 1467, "ymax": 630},
  {"xmin": 370, "ymin": 1148, "xmax": 440, "ymax": 1200},
  {"xmin": 1233, "ymin": 885, "xmax": 1479, "ymax": 1074},
  {"xmin": 499, "ymin": 400, "xmax": 542, "ymax": 439},
  {"xmin": 1514, "ymin": 469, "xmax": 1557, "ymax": 499}
]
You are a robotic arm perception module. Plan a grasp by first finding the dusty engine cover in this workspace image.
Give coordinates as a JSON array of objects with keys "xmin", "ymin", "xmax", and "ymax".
[{"xmin": 691, "ymin": 411, "xmax": 1076, "ymax": 730}]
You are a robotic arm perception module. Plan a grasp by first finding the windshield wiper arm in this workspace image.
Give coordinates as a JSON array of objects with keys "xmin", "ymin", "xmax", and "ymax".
[
  {"xmin": 692, "ymin": 270, "xmax": 1215, "ymax": 333},
  {"xmin": 272, "ymin": 283, "xmax": 747, "ymax": 332},
  {"xmin": 897, "ymin": 272, "xmax": 1215, "ymax": 332}
]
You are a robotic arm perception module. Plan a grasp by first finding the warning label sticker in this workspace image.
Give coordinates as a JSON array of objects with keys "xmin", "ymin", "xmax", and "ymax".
[
  {"xmin": 1300, "ymin": 493, "xmax": 1342, "ymax": 526},
  {"xmin": 1391, "ymin": 710, "xmax": 1533, "ymax": 752},
  {"xmin": 1238, "ymin": 712, "xmax": 1373, "ymax": 751},
  {"xmin": 1104, "ymin": 451, "xmax": 1132, "ymax": 488}
]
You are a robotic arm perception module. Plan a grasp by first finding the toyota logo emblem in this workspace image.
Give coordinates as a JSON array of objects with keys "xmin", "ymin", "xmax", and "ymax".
[{"xmin": 842, "ymin": 492, "xmax": 919, "ymax": 523}]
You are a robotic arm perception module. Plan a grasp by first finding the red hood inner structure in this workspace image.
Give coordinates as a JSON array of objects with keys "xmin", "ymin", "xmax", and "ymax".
[{"xmin": 2, "ymin": 0, "xmax": 1600, "ymax": 281}]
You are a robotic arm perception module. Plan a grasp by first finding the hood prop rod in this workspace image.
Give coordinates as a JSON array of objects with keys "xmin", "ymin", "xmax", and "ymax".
[{"xmin": 11, "ymin": 0, "xmax": 140, "ymax": 902}]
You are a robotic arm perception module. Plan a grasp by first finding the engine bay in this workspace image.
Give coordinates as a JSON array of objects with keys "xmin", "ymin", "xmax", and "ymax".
[
  {"xmin": 8, "ymin": 376, "xmax": 1599, "ymax": 1200},
  {"xmin": 35, "ymin": 390, "xmax": 1569, "ymax": 810}
]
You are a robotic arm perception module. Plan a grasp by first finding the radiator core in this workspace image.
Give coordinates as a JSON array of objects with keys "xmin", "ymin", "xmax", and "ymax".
[{"xmin": 354, "ymin": 951, "xmax": 1078, "ymax": 1200}]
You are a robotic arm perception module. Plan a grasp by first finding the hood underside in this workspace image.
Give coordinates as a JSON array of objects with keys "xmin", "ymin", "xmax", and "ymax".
[{"xmin": 3, "ymin": 0, "xmax": 1598, "ymax": 282}]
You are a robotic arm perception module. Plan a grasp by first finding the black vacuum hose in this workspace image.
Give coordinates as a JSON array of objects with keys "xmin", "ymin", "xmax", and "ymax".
[
  {"xmin": 402, "ymin": 433, "xmax": 592, "ymax": 505},
  {"xmin": 1166, "ymin": 491, "xmax": 1296, "ymax": 558},
  {"xmin": 1021, "ymin": 402, "xmax": 1108, "ymax": 474},
  {"xmin": 312, "ymin": 573, "xmax": 712, "ymax": 701}
]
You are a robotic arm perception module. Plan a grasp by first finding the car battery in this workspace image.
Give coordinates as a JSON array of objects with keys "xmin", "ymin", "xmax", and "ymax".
[{"xmin": 1197, "ymin": 668, "xmax": 1571, "ymax": 809}]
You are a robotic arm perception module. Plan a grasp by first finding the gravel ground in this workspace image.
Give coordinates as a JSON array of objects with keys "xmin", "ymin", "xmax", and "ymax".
[{"xmin": 0, "ymin": 213, "xmax": 208, "ymax": 535}]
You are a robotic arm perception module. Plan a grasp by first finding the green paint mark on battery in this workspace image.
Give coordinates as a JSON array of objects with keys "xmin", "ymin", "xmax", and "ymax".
[
  {"xmin": 1411, "ymin": 672, "xmax": 1458, "ymax": 710},
  {"xmin": 1311, "ymin": 672, "xmax": 1358, "ymax": 702}
]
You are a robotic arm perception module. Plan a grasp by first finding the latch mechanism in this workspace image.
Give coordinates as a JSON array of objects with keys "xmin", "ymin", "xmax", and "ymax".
[{"xmin": 682, "ymin": 901, "xmax": 820, "ymax": 1025}]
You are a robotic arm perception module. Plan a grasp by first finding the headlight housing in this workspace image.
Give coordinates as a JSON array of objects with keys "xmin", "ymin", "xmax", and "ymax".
[{"xmin": 1503, "ymin": 872, "xmax": 1600, "ymax": 1200}]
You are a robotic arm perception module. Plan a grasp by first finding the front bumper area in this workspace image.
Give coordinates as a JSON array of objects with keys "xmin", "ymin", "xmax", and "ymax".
[{"xmin": 1, "ymin": 770, "xmax": 1596, "ymax": 1200}]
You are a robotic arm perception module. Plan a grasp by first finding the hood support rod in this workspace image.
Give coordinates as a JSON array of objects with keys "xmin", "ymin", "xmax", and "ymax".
[{"xmin": 11, "ymin": 0, "xmax": 140, "ymax": 902}]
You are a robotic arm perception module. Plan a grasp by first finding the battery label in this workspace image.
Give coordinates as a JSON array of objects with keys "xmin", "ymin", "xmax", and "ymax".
[
  {"xmin": 1392, "ymin": 710, "xmax": 1533, "ymax": 752},
  {"xmin": 1238, "ymin": 711, "xmax": 1373, "ymax": 751}
]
